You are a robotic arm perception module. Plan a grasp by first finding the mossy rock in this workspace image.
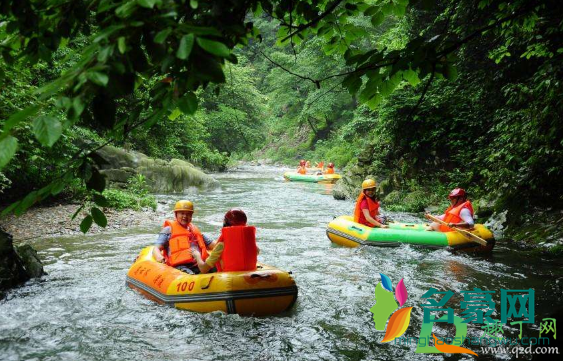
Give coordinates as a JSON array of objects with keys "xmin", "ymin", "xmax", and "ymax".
[
  {"xmin": 332, "ymin": 182, "xmax": 348, "ymax": 200},
  {"xmin": 15, "ymin": 244, "xmax": 46, "ymax": 278},
  {"xmin": 384, "ymin": 190, "xmax": 404, "ymax": 204},
  {"xmin": 402, "ymin": 190, "xmax": 428, "ymax": 212},
  {"xmin": 0, "ymin": 230, "xmax": 40, "ymax": 294},
  {"xmin": 94, "ymin": 146, "xmax": 217, "ymax": 193},
  {"xmin": 378, "ymin": 179, "xmax": 393, "ymax": 197}
]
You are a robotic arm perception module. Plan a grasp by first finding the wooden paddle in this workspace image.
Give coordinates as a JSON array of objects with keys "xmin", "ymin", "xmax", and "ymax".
[{"xmin": 425, "ymin": 214, "xmax": 488, "ymax": 246}]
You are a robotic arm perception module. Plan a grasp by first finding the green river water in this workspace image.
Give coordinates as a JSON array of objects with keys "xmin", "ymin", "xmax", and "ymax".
[{"xmin": 1, "ymin": 165, "xmax": 562, "ymax": 360}]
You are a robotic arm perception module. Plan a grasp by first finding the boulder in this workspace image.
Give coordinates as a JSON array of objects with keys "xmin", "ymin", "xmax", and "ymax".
[
  {"xmin": 15, "ymin": 244, "xmax": 46, "ymax": 278},
  {"xmin": 95, "ymin": 145, "xmax": 218, "ymax": 193},
  {"xmin": 0, "ymin": 229, "xmax": 44, "ymax": 297}
]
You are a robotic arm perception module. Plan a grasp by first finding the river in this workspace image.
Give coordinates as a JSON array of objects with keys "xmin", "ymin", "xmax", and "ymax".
[{"xmin": 1, "ymin": 165, "xmax": 561, "ymax": 360}]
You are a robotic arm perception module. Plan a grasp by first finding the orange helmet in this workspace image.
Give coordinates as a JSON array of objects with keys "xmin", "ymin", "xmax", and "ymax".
[
  {"xmin": 224, "ymin": 208, "xmax": 247, "ymax": 226},
  {"xmin": 362, "ymin": 179, "xmax": 377, "ymax": 190},
  {"xmin": 448, "ymin": 188, "xmax": 466, "ymax": 199},
  {"xmin": 328, "ymin": 162, "xmax": 334, "ymax": 168}
]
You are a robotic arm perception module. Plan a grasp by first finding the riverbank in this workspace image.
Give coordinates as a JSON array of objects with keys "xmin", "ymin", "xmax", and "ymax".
[{"xmin": 0, "ymin": 203, "xmax": 165, "ymax": 242}]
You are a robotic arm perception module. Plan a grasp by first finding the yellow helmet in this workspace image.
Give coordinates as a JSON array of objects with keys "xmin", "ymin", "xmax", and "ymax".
[
  {"xmin": 173, "ymin": 200, "xmax": 194, "ymax": 213},
  {"xmin": 362, "ymin": 179, "xmax": 377, "ymax": 190}
]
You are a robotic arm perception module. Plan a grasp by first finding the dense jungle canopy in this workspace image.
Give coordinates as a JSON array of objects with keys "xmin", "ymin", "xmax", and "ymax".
[{"xmin": 0, "ymin": 0, "xmax": 562, "ymax": 232}]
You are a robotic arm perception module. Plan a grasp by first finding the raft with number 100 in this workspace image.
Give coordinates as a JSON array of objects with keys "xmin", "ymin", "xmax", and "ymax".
[
  {"xmin": 126, "ymin": 246, "xmax": 298, "ymax": 316},
  {"xmin": 326, "ymin": 216, "xmax": 495, "ymax": 252}
]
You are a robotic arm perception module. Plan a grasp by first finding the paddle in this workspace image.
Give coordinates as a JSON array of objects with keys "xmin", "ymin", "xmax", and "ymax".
[{"xmin": 425, "ymin": 214, "xmax": 488, "ymax": 246}]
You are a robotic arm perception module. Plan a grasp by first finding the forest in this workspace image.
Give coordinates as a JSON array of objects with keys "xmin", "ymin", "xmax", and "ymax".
[{"xmin": 1, "ymin": 0, "xmax": 562, "ymax": 244}]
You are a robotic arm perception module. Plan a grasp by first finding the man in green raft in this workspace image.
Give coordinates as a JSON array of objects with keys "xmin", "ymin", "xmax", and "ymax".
[{"xmin": 425, "ymin": 188, "xmax": 475, "ymax": 232}]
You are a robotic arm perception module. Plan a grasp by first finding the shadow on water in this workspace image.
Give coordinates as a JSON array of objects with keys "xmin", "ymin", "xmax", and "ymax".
[{"xmin": 1, "ymin": 165, "xmax": 562, "ymax": 360}]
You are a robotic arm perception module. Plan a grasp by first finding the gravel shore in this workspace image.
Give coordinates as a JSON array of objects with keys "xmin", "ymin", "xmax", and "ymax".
[{"xmin": 0, "ymin": 204, "xmax": 167, "ymax": 242}]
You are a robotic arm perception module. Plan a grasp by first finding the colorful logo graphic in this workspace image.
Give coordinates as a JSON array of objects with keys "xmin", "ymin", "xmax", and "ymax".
[
  {"xmin": 370, "ymin": 273, "xmax": 413, "ymax": 343},
  {"xmin": 370, "ymin": 276, "xmax": 553, "ymax": 357},
  {"xmin": 370, "ymin": 274, "xmax": 476, "ymax": 355}
]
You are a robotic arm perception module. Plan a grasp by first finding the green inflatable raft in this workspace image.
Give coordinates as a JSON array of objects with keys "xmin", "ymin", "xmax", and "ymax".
[
  {"xmin": 327, "ymin": 216, "xmax": 495, "ymax": 252},
  {"xmin": 283, "ymin": 171, "xmax": 341, "ymax": 183}
]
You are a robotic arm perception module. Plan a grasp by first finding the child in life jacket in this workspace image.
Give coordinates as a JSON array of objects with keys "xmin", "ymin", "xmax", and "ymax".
[
  {"xmin": 425, "ymin": 188, "xmax": 474, "ymax": 232},
  {"xmin": 353, "ymin": 179, "xmax": 389, "ymax": 228},
  {"xmin": 192, "ymin": 209, "xmax": 259, "ymax": 273}
]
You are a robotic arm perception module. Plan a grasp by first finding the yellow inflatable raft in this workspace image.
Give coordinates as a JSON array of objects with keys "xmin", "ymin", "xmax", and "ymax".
[{"xmin": 126, "ymin": 246, "xmax": 298, "ymax": 316}]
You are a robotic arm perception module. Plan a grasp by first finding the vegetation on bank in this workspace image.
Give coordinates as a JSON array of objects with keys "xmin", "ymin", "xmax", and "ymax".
[{"xmin": 1, "ymin": 1, "xmax": 561, "ymax": 241}]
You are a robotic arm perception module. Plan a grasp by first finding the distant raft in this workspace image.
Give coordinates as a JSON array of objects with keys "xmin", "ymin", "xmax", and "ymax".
[
  {"xmin": 326, "ymin": 216, "xmax": 495, "ymax": 252},
  {"xmin": 126, "ymin": 246, "xmax": 298, "ymax": 316},
  {"xmin": 283, "ymin": 171, "xmax": 342, "ymax": 183}
]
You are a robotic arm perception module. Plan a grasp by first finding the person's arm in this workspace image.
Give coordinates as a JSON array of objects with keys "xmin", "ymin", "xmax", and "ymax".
[
  {"xmin": 448, "ymin": 208, "xmax": 474, "ymax": 228},
  {"xmin": 153, "ymin": 226, "xmax": 171, "ymax": 263},
  {"xmin": 207, "ymin": 234, "xmax": 222, "ymax": 250},
  {"xmin": 193, "ymin": 243, "xmax": 224, "ymax": 274},
  {"xmin": 362, "ymin": 208, "xmax": 388, "ymax": 228},
  {"xmin": 425, "ymin": 213, "xmax": 445, "ymax": 220}
]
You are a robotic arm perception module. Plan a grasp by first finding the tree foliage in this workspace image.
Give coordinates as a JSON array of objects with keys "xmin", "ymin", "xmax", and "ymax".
[{"xmin": 1, "ymin": 0, "xmax": 562, "ymax": 230}]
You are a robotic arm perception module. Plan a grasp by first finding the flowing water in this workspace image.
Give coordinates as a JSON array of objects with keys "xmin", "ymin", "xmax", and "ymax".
[{"xmin": 1, "ymin": 165, "xmax": 562, "ymax": 360}]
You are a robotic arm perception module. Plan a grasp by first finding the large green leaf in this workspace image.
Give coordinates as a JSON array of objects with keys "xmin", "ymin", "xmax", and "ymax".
[
  {"xmin": 154, "ymin": 28, "xmax": 172, "ymax": 44},
  {"xmin": 196, "ymin": 38, "xmax": 230, "ymax": 57},
  {"xmin": 176, "ymin": 34, "xmax": 195, "ymax": 60},
  {"xmin": 80, "ymin": 215, "xmax": 93, "ymax": 233},
  {"xmin": 93, "ymin": 194, "xmax": 110, "ymax": 207},
  {"xmin": 2, "ymin": 105, "xmax": 41, "ymax": 133},
  {"xmin": 0, "ymin": 136, "xmax": 18, "ymax": 169},
  {"xmin": 177, "ymin": 92, "xmax": 198, "ymax": 114},
  {"xmin": 137, "ymin": 0, "xmax": 158, "ymax": 9},
  {"xmin": 91, "ymin": 207, "xmax": 108, "ymax": 227},
  {"xmin": 86, "ymin": 168, "xmax": 106, "ymax": 192},
  {"xmin": 87, "ymin": 72, "xmax": 109, "ymax": 86},
  {"xmin": 32, "ymin": 116, "xmax": 63, "ymax": 147}
]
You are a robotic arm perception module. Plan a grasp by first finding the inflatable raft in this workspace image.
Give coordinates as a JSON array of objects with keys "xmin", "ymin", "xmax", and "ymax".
[
  {"xmin": 326, "ymin": 216, "xmax": 495, "ymax": 252},
  {"xmin": 283, "ymin": 171, "xmax": 341, "ymax": 183},
  {"xmin": 126, "ymin": 246, "xmax": 298, "ymax": 316}
]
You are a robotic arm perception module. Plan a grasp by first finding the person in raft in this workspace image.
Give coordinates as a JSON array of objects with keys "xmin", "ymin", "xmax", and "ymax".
[
  {"xmin": 324, "ymin": 162, "xmax": 335, "ymax": 174},
  {"xmin": 152, "ymin": 200, "xmax": 213, "ymax": 274},
  {"xmin": 305, "ymin": 160, "xmax": 311, "ymax": 168},
  {"xmin": 425, "ymin": 188, "xmax": 474, "ymax": 232},
  {"xmin": 192, "ymin": 209, "xmax": 259, "ymax": 274},
  {"xmin": 354, "ymin": 179, "xmax": 389, "ymax": 228},
  {"xmin": 297, "ymin": 159, "xmax": 307, "ymax": 174}
]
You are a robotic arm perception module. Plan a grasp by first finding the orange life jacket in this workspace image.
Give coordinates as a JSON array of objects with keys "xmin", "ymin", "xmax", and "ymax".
[
  {"xmin": 439, "ymin": 201, "xmax": 474, "ymax": 232},
  {"xmin": 297, "ymin": 166, "xmax": 307, "ymax": 174},
  {"xmin": 163, "ymin": 220, "xmax": 208, "ymax": 266},
  {"xmin": 353, "ymin": 193, "xmax": 380, "ymax": 226},
  {"xmin": 216, "ymin": 226, "xmax": 257, "ymax": 272},
  {"xmin": 325, "ymin": 167, "xmax": 334, "ymax": 174}
]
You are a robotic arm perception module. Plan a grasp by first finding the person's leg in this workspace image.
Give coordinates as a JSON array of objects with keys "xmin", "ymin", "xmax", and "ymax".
[{"xmin": 175, "ymin": 264, "xmax": 196, "ymax": 274}]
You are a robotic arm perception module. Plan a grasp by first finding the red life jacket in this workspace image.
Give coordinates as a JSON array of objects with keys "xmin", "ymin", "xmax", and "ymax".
[
  {"xmin": 439, "ymin": 201, "xmax": 474, "ymax": 232},
  {"xmin": 163, "ymin": 220, "xmax": 208, "ymax": 266},
  {"xmin": 354, "ymin": 193, "xmax": 380, "ymax": 226},
  {"xmin": 216, "ymin": 226, "xmax": 257, "ymax": 272}
]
